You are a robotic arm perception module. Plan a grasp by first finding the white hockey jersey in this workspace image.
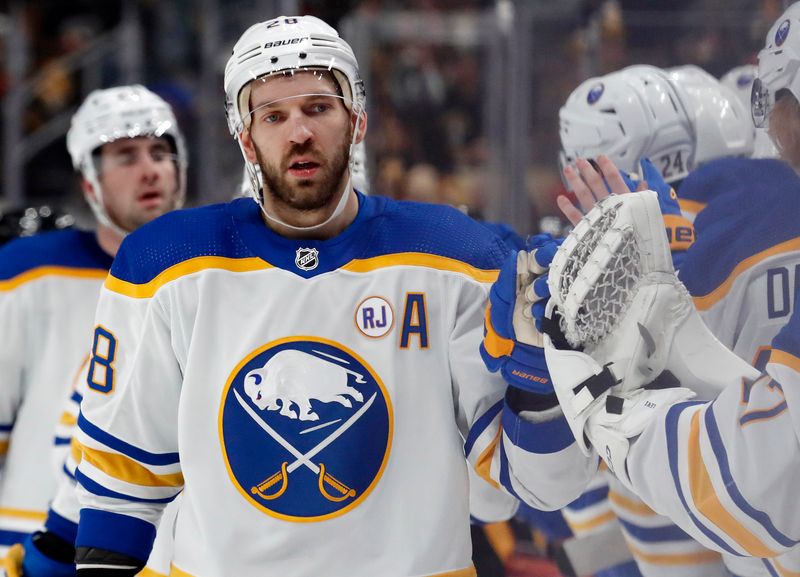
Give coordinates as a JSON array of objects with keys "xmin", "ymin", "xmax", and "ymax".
[
  {"xmin": 618, "ymin": 299, "xmax": 800, "ymax": 577},
  {"xmin": 0, "ymin": 229, "xmax": 112, "ymax": 552},
  {"xmin": 593, "ymin": 156, "xmax": 800, "ymax": 577},
  {"xmin": 74, "ymin": 194, "xmax": 597, "ymax": 577}
]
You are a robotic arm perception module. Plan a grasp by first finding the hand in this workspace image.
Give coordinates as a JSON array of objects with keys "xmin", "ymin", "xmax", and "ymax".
[
  {"xmin": 559, "ymin": 156, "xmax": 694, "ymax": 268},
  {"xmin": 480, "ymin": 234, "xmax": 561, "ymax": 394}
]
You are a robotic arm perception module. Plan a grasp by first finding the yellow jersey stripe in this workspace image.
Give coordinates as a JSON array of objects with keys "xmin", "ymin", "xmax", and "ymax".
[
  {"xmin": 687, "ymin": 412, "xmax": 777, "ymax": 557},
  {"xmin": 693, "ymin": 238, "xmax": 800, "ymax": 310},
  {"xmin": 482, "ymin": 306, "xmax": 513, "ymax": 358},
  {"xmin": 483, "ymin": 521, "xmax": 516, "ymax": 562},
  {"xmin": 58, "ymin": 412, "xmax": 77, "ymax": 427},
  {"xmin": 626, "ymin": 539, "xmax": 722, "ymax": 566},
  {"xmin": 0, "ymin": 266, "xmax": 107, "ymax": 292},
  {"xmin": 567, "ymin": 510, "xmax": 617, "ymax": 533},
  {"xmin": 774, "ymin": 560, "xmax": 800, "ymax": 577},
  {"xmin": 138, "ymin": 568, "xmax": 168, "ymax": 577},
  {"xmin": 678, "ymin": 199, "xmax": 706, "ymax": 217},
  {"xmin": 475, "ymin": 428, "xmax": 502, "ymax": 491},
  {"xmin": 0, "ymin": 508, "xmax": 46, "ymax": 522},
  {"xmin": 78, "ymin": 441, "xmax": 184, "ymax": 488},
  {"xmin": 608, "ymin": 489, "xmax": 657, "ymax": 517},
  {"xmin": 769, "ymin": 349, "xmax": 800, "ymax": 374},
  {"xmin": 342, "ymin": 253, "xmax": 499, "ymax": 283},
  {"xmin": 105, "ymin": 257, "xmax": 272, "ymax": 298}
]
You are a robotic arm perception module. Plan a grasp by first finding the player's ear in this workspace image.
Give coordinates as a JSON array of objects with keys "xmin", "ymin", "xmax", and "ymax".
[
  {"xmin": 240, "ymin": 129, "xmax": 259, "ymax": 163},
  {"xmin": 352, "ymin": 111, "xmax": 367, "ymax": 145},
  {"xmin": 81, "ymin": 177, "xmax": 97, "ymax": 202}
]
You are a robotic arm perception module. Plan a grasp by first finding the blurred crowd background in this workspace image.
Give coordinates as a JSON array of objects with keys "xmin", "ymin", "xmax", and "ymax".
[{"xmin": 0, "ymin": 0, "xmax": 785, "ymax": 235}]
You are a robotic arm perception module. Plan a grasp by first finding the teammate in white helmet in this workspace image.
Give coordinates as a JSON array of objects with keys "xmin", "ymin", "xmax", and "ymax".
[
  {"xmin": 70, "ymin": 16, "xmax": 593, "ymax": 577},
  {"xmin": 535, "ymin": 4, "xmax": 800, "ymax": 573},
  {"xmin": 558, "ymin": 64, "xmax": 748, "ymax": 577},
  {"xmin": 0, "ymin": 85, "xmax": 186, "ymax": 576}
]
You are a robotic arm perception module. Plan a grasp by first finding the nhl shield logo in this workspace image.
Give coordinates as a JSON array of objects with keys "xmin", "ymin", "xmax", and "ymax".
[
  {"xmin": 219, "ymin": 337, "xmax": 393, "ymax": 522},
  {"xmin": 295, "ymin": 247, "xmax": 319, "ymax": 271}
]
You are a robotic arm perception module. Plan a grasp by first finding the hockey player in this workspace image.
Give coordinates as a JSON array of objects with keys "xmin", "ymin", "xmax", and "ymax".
[
  {"xmin": 70, "ymin": 16, "xmax": 594, "ymax": 577},
  {"xmin": 0, "ymin": 85, "xmax": 186, "ymax": 575},
  {"xmin": 553, "ymin": 152, "xmax": 800, "ymax": 576},
  {"xmin": 534, "ymin": 7, "xmax": 800, "ymax": 570},
  {"xmin": 557, "ymin": 64, "xmax": 764, "ymax": 577}
]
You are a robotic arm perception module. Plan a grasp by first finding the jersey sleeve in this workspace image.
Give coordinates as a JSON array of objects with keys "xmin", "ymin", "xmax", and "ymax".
[
  {"xmin": 0, "ymin": 286, "xmax": 28, "ymax": 469},
  {"xmin": 452, "ymin": 275, "xmax": 598, "ymax": 511},
  {"xmin": 621, "ymin": 346, "xmax": 800, "ymax": 559},
  {"xmin": 74, "ymin": 277, "xmax": 183, "ymax": 564}
]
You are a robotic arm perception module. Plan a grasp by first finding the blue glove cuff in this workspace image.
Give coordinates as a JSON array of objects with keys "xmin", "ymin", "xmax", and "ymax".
[{"xmin": 21, "ymin": 534, "xmax": 76, "ymax": 577}]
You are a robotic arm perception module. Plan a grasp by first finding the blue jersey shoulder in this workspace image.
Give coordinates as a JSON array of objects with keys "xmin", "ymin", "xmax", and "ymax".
[
  {"xmin": 365, "ymin": 198, "xmax": 511, "ymax": 270},
  {"xmin": 0, "ymin": 228, "xmax": 112, "ymax": 281},
  {"xmin": 111, "ymin": 201, "xmax": 255, "ymax": 285},
  {"xmin": 678, "ymin": 157, "xmax": 791, "ymax": 206},
  {"xmin": 679, "ymin": 158, "xmax": 800, "ymax": 297}
]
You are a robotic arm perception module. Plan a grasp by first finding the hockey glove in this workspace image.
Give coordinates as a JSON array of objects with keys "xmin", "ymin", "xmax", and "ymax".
[
  {"xmin": 543, "ymin": 191, "xmax": 757, "ymax": 486},
  {"xmin": 621, "ymin": 158, "xmax": 695, "ymax": 269},
  {"xmin": 480, "ymin": 234, "xmax": 561, "ymax": 395},
  {"xmin": 1, "ymin": 532, "xmax": 76, "ymax": 577}
]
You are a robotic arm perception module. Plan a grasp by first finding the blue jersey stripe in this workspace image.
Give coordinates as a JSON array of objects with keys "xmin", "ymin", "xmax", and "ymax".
[
  {"xmin": 75, "ymin": 469, "xmax": 177, "ymax": 504},
  {"xmin": 567, "ymin": 485, "xmax": 610, "ymax": 511},
  {"xmin": 0, "ymin": 529, "xmax": 30, "ymax": 546},
  {"xmin": 497, "ymin": 439, "xmax": 522, "ymax": 501},
  {"xmin": 78, "ymin": 413, "xmax": 179, "ymax": 466},
  {"xmin": 464, "ymin": 399, "xmax": 503, "ymax": 457},
  {"xmin": 665, "ymin": 402, "xmax": 742, "ymax": 556},
  {"xmin": 618, "ymin": 518, "xmax": 693, "ymax": 543},
  {"xmin": 705, "ymin": 404, "xmax": 798, "ymax": 548}
]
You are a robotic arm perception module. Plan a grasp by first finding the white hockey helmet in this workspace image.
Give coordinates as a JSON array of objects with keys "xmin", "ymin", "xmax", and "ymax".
[
  {"xmin": 66, "ymin": 85, "xmax": 187, "ymax": 233},
  {"xmin": 560, "ymin": 64, "xmax": 752, "ymax": 184},
  {"xmin": 224, "ymin": 15, "xmax": 365, "ymax": 137},
  {"xmin": 223, "ymin": 15, "xmax": 366, "ymax": 232},
  {"xmin": 559, "ymin": 65, "xmax": 695, "ymax": 183},
  {"xmin": 753, "ymin": 3, "xmax": 800, "ymax": 128},
  {"xmin": 720, "ymin": 64, "xmax": 779, "ymax": 158},
  {"xmin": 666, "ymin": 65, "xmax": 754, "ymax": 167}
]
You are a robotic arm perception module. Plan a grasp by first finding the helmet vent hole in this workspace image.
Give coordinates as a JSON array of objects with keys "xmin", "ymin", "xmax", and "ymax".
[
  {"xmin": 600, "ymin": 107, "xmax": 616, "ymax": 114},
  {"xmin": 270, "ymin": 56, "xmax": 278, "ymax": 63},
  {"xmin": 299, "ymin": 52, "xmax": 307, "ymax": 59}
]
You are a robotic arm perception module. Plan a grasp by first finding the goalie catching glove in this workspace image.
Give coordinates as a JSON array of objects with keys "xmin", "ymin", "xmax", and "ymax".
[
  {"xmin": 542, "ymin": 191, "xmax": 759, "ymax": 487},
  {"xmin": 480, "ymin": 234, "xmax": 561, "ymax": 395}
]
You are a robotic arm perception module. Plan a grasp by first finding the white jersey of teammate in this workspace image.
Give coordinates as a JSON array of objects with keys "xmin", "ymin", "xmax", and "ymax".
[
  {"xmin": 0, "ymin": 229, "xmax": 112, "ymax": 553},
  {"xmin": 615, "ymin": 292, "xmax": 800, "ymax": 577},
  {"xmin": 74, "ymin": 194, "xmax": 595, "ymax": 577}
]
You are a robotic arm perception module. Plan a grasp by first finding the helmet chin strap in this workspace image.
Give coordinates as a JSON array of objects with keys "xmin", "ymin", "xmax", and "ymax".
[
  {"xmin": 84, "ymin": 167, "xmax": 131, "ymax": 239},
  {"xmin": 242, "ymin": 106, "xmax": 364, "ymax": 234}
]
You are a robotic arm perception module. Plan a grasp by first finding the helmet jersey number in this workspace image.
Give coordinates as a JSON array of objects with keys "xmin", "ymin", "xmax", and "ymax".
[
  {"xmin": 87, "ymin": 326, "xmax": 118, "ymax": 394},
  {"xmin": 267, "ymin": 17, "xmax": 299, "ymax": 28}
]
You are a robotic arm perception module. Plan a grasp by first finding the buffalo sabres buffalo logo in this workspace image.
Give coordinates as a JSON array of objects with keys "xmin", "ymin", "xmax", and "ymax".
[
  {"xmin": 219, "ymin": 337, "xmax": 392, "ymax": 521},
  {"xmin": 295, "ymin": 247, "xmax": 319, "ymax": 271}
]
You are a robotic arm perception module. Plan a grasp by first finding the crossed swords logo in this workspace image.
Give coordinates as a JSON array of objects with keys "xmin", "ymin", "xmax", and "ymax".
[{"xmin": 234, "ymin": 389, "xmax": 377, "ymax": 502}]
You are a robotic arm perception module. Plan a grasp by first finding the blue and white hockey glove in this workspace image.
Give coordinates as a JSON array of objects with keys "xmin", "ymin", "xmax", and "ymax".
[
  {"xmin": 480, "ymin": 234, "xmax": 561, "ymax": 395},
  {"xmin": 1, "ymin": 533, "xmax": 76, "ymax": 577},
  {"xmin": 621, "ymin": 158, "xmax": 694, "ymax": 269}
]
